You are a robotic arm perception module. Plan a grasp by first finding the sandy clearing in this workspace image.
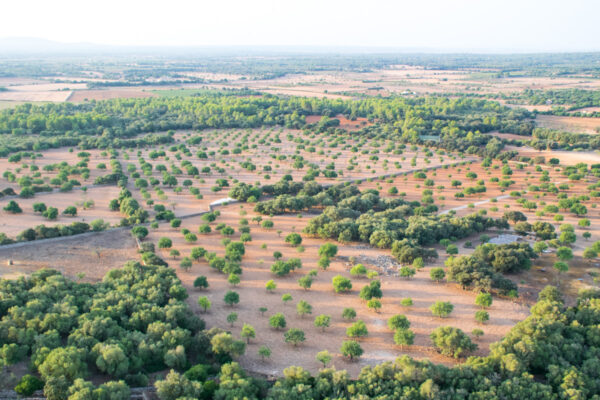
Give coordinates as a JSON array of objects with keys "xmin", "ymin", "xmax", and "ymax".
[
  {"xmin": 0, "ymin": 90, "xmax": 72, "ymax": 102},
  {"xmin": 0, "ymin": 227, "xmax": 138, "ymax": 281},
  {"xmin": 139, "ymin": 202, "xmax": 531, "ymax": 377},
  {"xmin": 536, "ymin": 114, "xmax": 600, "ymax": 134},
  {"xmin": 505, "ymin": 145, "xmax": 600, "ymax": 165}
]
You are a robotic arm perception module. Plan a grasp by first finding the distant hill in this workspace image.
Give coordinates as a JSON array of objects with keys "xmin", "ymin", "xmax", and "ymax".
[
  {"xmin": 0, "ymin": 37, "xmax": 114, "ymax": 55},
  {"xmin": 0, "ymin": 37, "xmax": 437, "ymax": 57}
]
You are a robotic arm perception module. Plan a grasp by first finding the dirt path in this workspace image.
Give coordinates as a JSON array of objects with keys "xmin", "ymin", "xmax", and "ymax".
[{"xmin": 439, "ymin": 194, "xmax": 511, "ymax": 215}]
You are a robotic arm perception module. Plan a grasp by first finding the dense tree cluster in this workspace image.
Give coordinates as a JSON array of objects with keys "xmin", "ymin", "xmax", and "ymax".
[
  {"xmin": 0, "ymin": 261, "xmax": 216, "ymax": 399},
  {"xmin": 0, "ymin": 93, "xmax": 534, "ymax": 158},
  {"xmin": 445, "ymin": 242, "xmax": 535, "ymax": 295},
  {"xmin": 195, "ymin": 287, "xmax": 600, "ymax": 399}
]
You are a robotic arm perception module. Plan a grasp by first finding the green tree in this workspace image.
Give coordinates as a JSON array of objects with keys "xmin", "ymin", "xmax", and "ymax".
[
  {"xmin": 3, "ymin": 200, "xmax": 22, "ymax": 214},
  {"xmin": 298, "ymin": 276, "xmax": 313, "ymax": 291},
  {"xmin": 557, "ymin": 246, "xmax": 573, "ymax": 262},
  {"xmin": 472, "ymin": 328, "xmax": 484, "ymax": 340},
  {"xmin": 285, "ymin": 233, "xmax": 302, "ymax": 247},
  {"xmin": 258, "ymin": 345, "xmax": 271, "ymax": 360},
  {"xmin": 388, "ymin": 314, "xmax": 410, "ymax": 331},
  {"xmin": 553, "ymin": 261, "xmax": 569, "ymax": 276},
  {"xmin": 43, "ymin": 206, "xmax": 59, "ymax": 220},
  {"xmin": 359, "ymin": 280, "xmax": 382, "ymax": 300},
  {"xmin": 401, "ymin": 298, "xmax": 414, "ymax": 307},
  {"xmin": 318, "ymin": 256, "xmax": 331, "ymax": 270},
  {"xmin": 63, "ymin": 206, "xmax": 77, "ymax": 216},
  {"xmin": 430, "ymin": 268, "xmax": 446, "ymax": 283},
  {"xmin": 227, "ymin": 312, "xmax": 238, "ymax": 327},
  {"xmin": 342, "ymin": 307, "xmax": 357, "ymax": 320},
  {"xmin": 475, "ymin": 310, "xmax": 490, "ymax": 324},
  {"xmin": 228, "ymin": 273, "xmax": 241, "ymax": 286},
  {"xmin": 241, "ymin": 324, "xmax": 256, "ymax": 344},
  {"xmin": 430, "ymin": 326, "xmax": 477, "ymax": 358},
  {"xmin": 38, "ymin": 347, "xmax": 86, "ymax": 381},
  {"xmin": 332, "ymin": 275, "xmax": 352, "ymax": 293},
  {"xmin": 413, "ymin": 257, "xmax": 425, "ymax": 269},
  {"xmin": 269, "ymin": 313, "xmax": 286, "ymax": 330},
  {"xmin": 350, "ymin": 264, "xmax": 367, "ymax": 278},
  {"xmin": 314, "ymin": 314, "xmax": 331, "ymax": 332},
  {"xmin": 367, "ymin": 299, "xmax": 382, "ymax": 313},
  {"xmin": 198, "ymin": 296, "xmax": 211, "ymax": 312},
  {"xmin": 316, "ymin": 350, "xmax": 332, "ymax": 367},
  {"xmin": 284, "ymin": 328, "xmax": 306, "ymax": 347},
  {"xmin": 446, "ymin": 244, "xmax": 459, "ymax": 255},
  {"xmin": 155, "ymin": 370, "xmax": 202, "ymax": 400},
  {"xmin": 394, "ymin": 329, "xmax": 415, "ymax": 350},
  {"xmin": 318, "ymin": 243, "xmax": 338, "ymax": 258},
  {"xmin": 282, "ymin": 293, "xmax": 293, "ymax": 305},
  {"xmin": 224, "ymin": 290, "xmax": 240, "ymax": 306},
  {"xmin": 193, "ymin": 276, "xmax": 208, "ymax": 289},
  {"xmin": 475, "ymin": 292, "xmax": 493, "ymax": 309},
  {"xmin": 94, "ymin": 343, "xmax": 129, "ymax": 377},
  {"xmin": 533, "ymin": 241, "xmax": 548, "ymax": 254},
  {"xmin": 399, "ymin": 266, "xmax": 416, "ymax": 279},
  {"xmin": 32, "ymin": 202, "xmax": 47, "ymax": 213},
  {"xmin": 131, "ymin": 225, "xmax": 149, "ymax": 240},
  {"xmin": 14, "ymin": 375, "xmax": 44, "ymax": 396},
  {"xmin": 340, "ymin": 340, "xmax": 363, "ymax": 360},
  {"xmin": 583, "ymin": 247, "xmax": 598, "ymax": 261},
  {"xmin": 346, "ymin": 320, "xmax": 368, "ymax": 339},
  {"xmin": 180, "ymin": 257, "xmax": 192, "ymax": 271},
  {"xmin": 430, "ymin": 301, "xmax": 454, "ymax": 318},
  {"xmin": 296, "ymin": 300, "xmax": 312, "ymax": 318},
  {"xmin": 265, "ymin": 280, "xmax": 277, "ymax": 292},
  {"xmin": 211, "ymin": 333, "xmax": 246, "ymax": 358},
  {"xmin": 158, "ymin": 237, "xmax": 173, "ymax": 249}
]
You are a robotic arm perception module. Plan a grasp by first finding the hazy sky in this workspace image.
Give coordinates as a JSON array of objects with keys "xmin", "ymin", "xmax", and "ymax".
[{"xmin": 4, "ymin": 0, "xmax": 599, "ymax": 52}]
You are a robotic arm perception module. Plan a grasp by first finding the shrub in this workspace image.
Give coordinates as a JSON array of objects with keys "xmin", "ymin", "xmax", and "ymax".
[
  {"xmin": 4, "ymin": 200, "xmax": 22, "ymax": 214},
  {"xmin": 350, "ymin": 264, "xmax": 367, "ymax": 278},
  {"xmin": 15, "ymin": 374, "xmax": 44, "ymax": 396}
]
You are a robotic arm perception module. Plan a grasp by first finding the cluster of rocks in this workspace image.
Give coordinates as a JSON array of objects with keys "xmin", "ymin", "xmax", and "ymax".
[{"xmin": 339, "ymin": 254, "xmax": 401, "ymax": 276}]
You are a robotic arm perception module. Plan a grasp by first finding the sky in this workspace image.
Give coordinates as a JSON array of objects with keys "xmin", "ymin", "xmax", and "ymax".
[{"xmin": 3, "ymin": 0, "xmax": 600, "ymax": 52}]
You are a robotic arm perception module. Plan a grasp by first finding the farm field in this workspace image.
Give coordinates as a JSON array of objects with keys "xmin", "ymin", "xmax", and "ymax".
[
  {"xmin": 2, "ymin": 0, "xmax": 600, "ymax": 395},
  {"xmin": 0, "ymin": 63, "xmax": 599, "ymax": 397},
  {"xmin": 0, "ymin": 127, "xmax": 471, "ymax": 240},
  {"xmin": 1, "ymin": 117, "xmax": 599, "ymax": 379},
  {"xmin": 535, "ymin": 114, "xmax": 600, "ymax": 134}
]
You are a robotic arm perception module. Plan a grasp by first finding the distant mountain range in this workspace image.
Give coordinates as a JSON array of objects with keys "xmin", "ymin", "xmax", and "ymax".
[{"xmin": 0, "ymin": 37, "xmax": 454, "ymax": 56}]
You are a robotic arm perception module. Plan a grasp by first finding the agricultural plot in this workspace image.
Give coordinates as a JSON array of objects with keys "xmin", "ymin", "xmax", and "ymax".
[
  {"xmin": 2, "ymin": 124, "xmax": 595, "ymax": 378},
  {"xmin": 0, "ymin": 128, "xmax": 468, "ymax": 241},
  {"xmin": 0, "ymin": 88, "xmax": 599, "ymax": 398}
]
